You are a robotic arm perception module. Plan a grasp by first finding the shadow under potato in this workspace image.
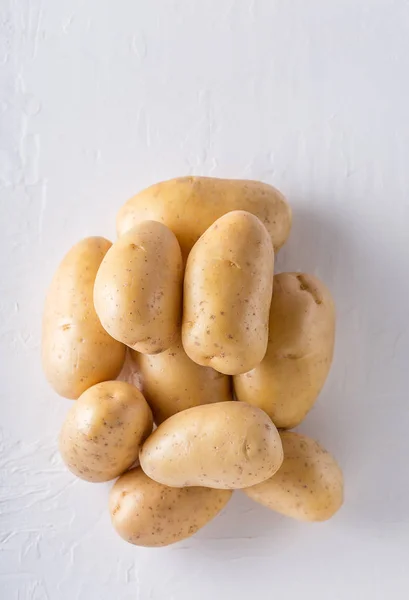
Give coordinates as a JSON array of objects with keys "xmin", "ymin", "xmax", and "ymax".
[
  {"xmin": 174, "ymin": 491, "xmax": 300, "ymax": 556},
  {"xmin": 276, "ymin": 204, "xmax": 360, "ymax": 448},
  {"xmin": 275, "ymin": 204, "xmax": 408, "ymax": 529}
]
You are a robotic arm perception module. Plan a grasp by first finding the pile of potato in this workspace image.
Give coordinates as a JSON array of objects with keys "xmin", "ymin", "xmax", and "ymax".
[{"xmin": 42, "ymin": 176, "xmax": 343, "ymax": 548}]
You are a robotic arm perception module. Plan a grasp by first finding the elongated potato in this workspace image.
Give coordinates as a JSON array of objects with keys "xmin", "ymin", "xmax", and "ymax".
[
  {"xmin": 243, "ymin": 432, "xmax": 343, "ymax": 521},
  {"xmin": 140, "ymin": 401, "xmax": 283, "ymax": 489},
  {"xmin": 182, "ymin": 211, "xmax": 274, "ymax": 375},
  {"xmin": 42, "ymin": 237, "xmax": 126, "ymax": 399},
  {"xmin": 117, "ymin": 176, "xmax": 291, "ymax": 260},
  {"xmin": 109, "ymin": 468, "xmax": 232, "ymax": 547},
  {"xmin": 94, "ymin": 221, "xmax": 183, "ymax": 354},
  {"xmin": 234, "ymin": 273, "xmax": 335, "ymax": 428},
  {"xmin": 130, "ymin": 334, "xmax": 232, "ymax": 424},
  {"xmin": 59, "ymin": 381, "xmax": 153, "ymax": 482}
]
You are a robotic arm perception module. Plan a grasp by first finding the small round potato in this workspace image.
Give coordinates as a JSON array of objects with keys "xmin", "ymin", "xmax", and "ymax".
[
  {"xmin": 94, "ymin": 221, "xmax": 183, "ymax": 355},
  {"xmin": 42, "ymin": 237, "xmax": 126, "ymax": 399},
  {"xmin": 131, "ymin": 334, "xmax": 232, "ymax": 424},
  {"xmin": 243, "ymin": 432, "xmax": 344, "ymax": 522},
  {"xmin": 109, "ymin": 467, "xmax": 232, "ymax": 547},
  {"xmin": 116, "ymin": 176, "xmax": 292, "ymax": 261},
  {"xmin": 234, "ymin": 272, "xmax": 335, "ymax": 428},
  {"xmin": 59, "ymin": 381, "xmax": 153, "ymax": 482},
  {"xmin": 182, "ymin": 211, "xmax": 274, "ymax": 375},
  {"xmin": 140, "ymin": 401, "xmax": 283, "ymax": 489}
]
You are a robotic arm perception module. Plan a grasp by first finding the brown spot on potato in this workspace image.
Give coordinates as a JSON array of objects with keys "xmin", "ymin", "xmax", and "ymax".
[{"xmin": 296, "ymin": 275, "xmax": 322, "ymax": 305}]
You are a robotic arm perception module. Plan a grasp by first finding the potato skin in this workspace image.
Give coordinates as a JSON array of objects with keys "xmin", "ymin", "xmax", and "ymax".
[
  {"xmin": 109, "ymin": 468, "xmax": 232, "ymax": 547},
  {"xmin": 94, "ymin": 221, "xmax": 183, "ymax": 355},
  {"xmin": 116, "ymin": 176, "xmax": 291, "ymax": 261},
  {"xmin": 42, "ymin": 237, "xmax": 126, "ymax": 399},
  {"xmin": 140, "ymin": 401, "xmax": 283, "ymax": 489},
  {"xmin": 182, "ymin": 211, "xmax": 274, "ymax": 376},
  {"xmin": 243, "ymin": 432, "xmax": 343, "ymax": 522},
  {"xmin": 234, "ymin": 273, "xmax": 335, "ymax": 428},
  {"xmin": 130, "ymin": 334, "xmax": 232, "ymax": 424},
  {"xmin": 59, "ymin": 381, "xmax": 153, "ymax": 482}
]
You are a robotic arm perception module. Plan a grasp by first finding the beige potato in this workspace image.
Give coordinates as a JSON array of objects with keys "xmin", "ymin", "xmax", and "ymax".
[
  {"xmin": 234, "ymin": 272, "xmax": 335, "ymax": 429},
  {"xmin": 109, "ymin": 467, "xmax": 232, "ymax": 547},
  {"xmin": 140, "ymin": 401, "xmax": 283, "ymax": 489},
  {"xmin": 131, "ymin": 334, "xmax": 232, "ymax": 424},
  {"xmin": 94, "ymin": 221, "xmax": 183, "ymax": 355},
  {"xmin": 182, "ymin": 211, "xmax": 274, "ymax": 376},
  {"xmin": 42, "ymin": 237, "xmax": 126, "ymax": 399},
  {"xmin": 243, "ymin": 432, "xmax": 343, "ymax": 522},
  {"xmin": 59, "ymin": 381, "xmax": 153, "ymax": 482},
  {"xmin": 116, "ymin": 176, "xmax": 291, "ymax": 261}
]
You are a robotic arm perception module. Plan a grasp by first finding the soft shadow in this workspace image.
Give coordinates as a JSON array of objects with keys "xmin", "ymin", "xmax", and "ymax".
[
  {"xmin": 275, "ymin": 204, "xmax": 361, "ymax": 456},
  {"xmin": 275, "ymin": 204, "xmax": 408, "ymax": 529},
  {"xmin": 173, "ymin": 491, "xmax": 301, "ymax": 557}
]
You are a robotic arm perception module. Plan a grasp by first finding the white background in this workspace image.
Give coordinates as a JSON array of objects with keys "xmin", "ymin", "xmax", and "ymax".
[{"xmin": 1, "ymin": 1, "xmax": 409, "ymax": 599}]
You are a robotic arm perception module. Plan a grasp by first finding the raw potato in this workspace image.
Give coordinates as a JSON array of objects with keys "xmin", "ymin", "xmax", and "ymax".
[
  {"xmin": 140, "ymin": 401, "xmax": 283, "ymax": 489},
  {"xmin": 243, "ymin": 432, "xmax": 343, "ymax": 522},
  {"xmin": 131, "ymin": 334, "xmax": 232, "ymax": 424},
  {"xmin": 109, "ymin": 467, "xmax": 232, "ymax": 547},
  {"xmin": 182, "ymin": 211, "xmax": 274, "ymax": 375},
  {"xmin": 234, "ymin": 273, "xmax": 335, "ymax": 429},
  {"xmin": 94, "ymin": 221, "xmax": 183, "ymax": 354},
  {"xmin": 59, "ymin": 381, "xmax": 153, "ymax": 482},
  {"xmin": 116, "ymin": 176, "xmax": 292, "ymax": 261},
  {"xmin": 42, "ymin": 237, "xmax": 126, "ymax": 399}
]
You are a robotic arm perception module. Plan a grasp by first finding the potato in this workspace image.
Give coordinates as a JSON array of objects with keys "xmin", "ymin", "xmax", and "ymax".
[
  {"xmin": 42, "ymin": 237, "xmax": 126, "ymax": 399},
  {"xmin": 140, "ymin": 401, "xmax": 283, "ymax": 489},
  {"xmin": 130, "ymin": 334, "xmax": 232, "ymax": 424},
  {"xmin": 182, "ymin": 211, "xmax": 274, "ymax": 375},
  {"xmin": 59, "ymin": 381, "xmax": 153, "ymax": 482},
  {"xmin": 94, "ymin": 221, "xmax": 183, "ymax": 355},
  {"xmin": 234, "ymin": 273, "xmax": 335, "ymax": 428},
  {"xmin": 243, "ymin": 432, "xmax": 343, "ymax": 522},
  {"xmin": 109, "ymin": 467, "xmax": 232, "ymax": 547},
  {"xmin": 116, "ymin": 176, "xmax": 291, "ymax": 261}
]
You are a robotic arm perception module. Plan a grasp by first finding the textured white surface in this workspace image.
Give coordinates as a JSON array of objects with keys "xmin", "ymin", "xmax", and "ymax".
[{"xmin": 1, "ymin": 1, "xmax": 409, "ymax": 598}]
